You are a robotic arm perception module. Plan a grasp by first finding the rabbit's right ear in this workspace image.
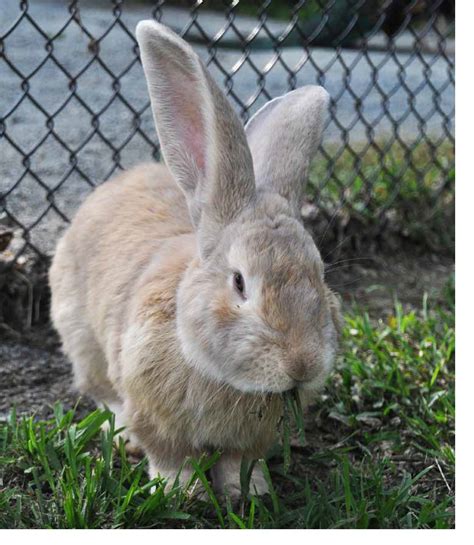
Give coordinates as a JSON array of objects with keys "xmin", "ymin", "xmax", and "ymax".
[{"xmin": 136, "ymin": 21, "xmax": 255, "ymax": 257}]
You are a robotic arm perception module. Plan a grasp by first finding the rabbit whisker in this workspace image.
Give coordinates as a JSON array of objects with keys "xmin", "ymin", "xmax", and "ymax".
[
  {"xmin": 325, "ymin": 257, "xmax": 377, "ymax": 273},
  {"xmin": 317, "ymin": 197, "xmax": 349, "ymax": 250}
]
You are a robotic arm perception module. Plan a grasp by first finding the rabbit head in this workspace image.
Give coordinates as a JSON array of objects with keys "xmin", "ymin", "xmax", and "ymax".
[{"xmin": 136, "ymin": 21, "xmax": 341, "ymax": 394}]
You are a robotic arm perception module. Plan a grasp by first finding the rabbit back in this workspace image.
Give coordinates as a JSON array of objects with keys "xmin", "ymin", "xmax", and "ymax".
[{"xmin": 49, "ymin": 162, "xmax": 194, "ymax": 396}]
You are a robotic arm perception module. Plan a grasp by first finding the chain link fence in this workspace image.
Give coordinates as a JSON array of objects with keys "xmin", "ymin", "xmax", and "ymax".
[{"xmin": 1, "ymin": 0, "xmax": 455, "ymax": 268}]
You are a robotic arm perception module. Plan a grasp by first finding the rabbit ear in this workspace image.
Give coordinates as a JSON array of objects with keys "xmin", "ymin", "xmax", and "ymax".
[
  {"xmin": 136, "ymin": 21, "xmax": 255, "ymax": 256},
  {"xmin": 245, "ymin": 86, "xmax": 329, "ymax": 217}
]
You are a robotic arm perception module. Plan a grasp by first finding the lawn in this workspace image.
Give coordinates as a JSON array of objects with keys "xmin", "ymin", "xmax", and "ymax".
[
  {"xmin": 309, "ymin": 140, "xmax": 455, "ymax": 254},
  {"xmin": 0, "ymin": 277, "xmax": 455, "ymax": 529}
]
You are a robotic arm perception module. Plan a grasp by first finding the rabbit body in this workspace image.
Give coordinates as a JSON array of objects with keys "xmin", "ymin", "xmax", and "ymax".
[
  {"xmin": 50, "ymin": 21, "xmax": 341, "ymax": 497},
  {"xmin": 50, "ymin": 163, "xmax": 282, "ymax": 490}
]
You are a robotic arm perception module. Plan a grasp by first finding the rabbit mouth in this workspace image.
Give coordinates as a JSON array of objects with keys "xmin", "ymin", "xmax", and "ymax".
[
  {"xmin": 283, "ymin": 376, "xmax": 324, "ymax": 393},
  {"xmin": 223, "ymin": 370, "xmax": 319, "ymax": 395}
]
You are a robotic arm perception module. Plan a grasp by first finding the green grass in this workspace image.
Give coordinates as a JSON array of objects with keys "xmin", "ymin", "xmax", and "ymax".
[
  {"xmin": 0, "ymin": 280, "xmax": 454, "ymax": 529},
  {"xmin": 309, "ymin": 140, "xmax": 455, "ymax": 252}
]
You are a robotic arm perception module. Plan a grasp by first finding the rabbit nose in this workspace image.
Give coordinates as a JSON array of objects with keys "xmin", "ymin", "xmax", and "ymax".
[{"xmin": 286, "ymin": 358, "xmax": 314, "ymax": 383}]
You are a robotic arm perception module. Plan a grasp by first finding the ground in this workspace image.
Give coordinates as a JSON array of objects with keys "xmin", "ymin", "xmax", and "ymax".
[{"xmin": 0, "ymin": 248, "xmax": 455, "ymax": 529}]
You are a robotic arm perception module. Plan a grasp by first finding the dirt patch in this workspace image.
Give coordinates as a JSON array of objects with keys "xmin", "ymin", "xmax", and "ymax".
[
  {"xmin": 0, "ymin": 341, "xmax": 95, "ymax": 420},
  {"xmin": 326, "ymin": 248, "xmax": 454, "ymax": 317}
]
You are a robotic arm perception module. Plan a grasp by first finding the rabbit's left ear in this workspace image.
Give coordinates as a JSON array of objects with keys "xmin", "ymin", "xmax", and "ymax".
[{"xmin": 245, "ymin": 86, "xmax": 329, "ymax": 217}]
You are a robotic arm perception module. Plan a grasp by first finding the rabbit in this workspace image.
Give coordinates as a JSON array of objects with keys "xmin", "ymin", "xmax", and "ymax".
[{"xmin": 49, "ymin": 20, "xmax": 342, "ymax": 499}]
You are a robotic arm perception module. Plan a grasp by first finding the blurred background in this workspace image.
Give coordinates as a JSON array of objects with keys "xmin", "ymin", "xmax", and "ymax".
[{"xmin": 1, "ymin": 0, "xmax": 454, "ymax": 259}]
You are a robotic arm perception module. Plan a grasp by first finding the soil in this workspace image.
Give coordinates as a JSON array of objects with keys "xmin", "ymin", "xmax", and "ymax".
[{"xmin": 0, "ymin": 248, "xmax": 454, "ymax": 420}]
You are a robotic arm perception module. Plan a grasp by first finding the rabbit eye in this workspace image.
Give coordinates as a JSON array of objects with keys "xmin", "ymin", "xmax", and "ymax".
[{"xmin": 233, "ymin": 272, "xmax": 246, "ymax": 298}]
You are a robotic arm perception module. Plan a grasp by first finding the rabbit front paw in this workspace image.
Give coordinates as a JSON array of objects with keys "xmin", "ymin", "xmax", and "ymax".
[{"xmin": 211, "ymin": 454, "xmax": 269, "ymax": 500}]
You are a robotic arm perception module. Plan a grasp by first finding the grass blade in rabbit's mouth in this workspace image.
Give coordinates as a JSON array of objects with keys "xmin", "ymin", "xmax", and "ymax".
[{"xmin": 280, "ymin": 388, "xmax": 306, "ymax": 473}]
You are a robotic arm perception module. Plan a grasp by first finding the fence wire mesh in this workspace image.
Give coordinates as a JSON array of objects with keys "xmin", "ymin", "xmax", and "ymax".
[{"xmin": 0, "ymin": 0, "xmax": 454, "ymax": 265}]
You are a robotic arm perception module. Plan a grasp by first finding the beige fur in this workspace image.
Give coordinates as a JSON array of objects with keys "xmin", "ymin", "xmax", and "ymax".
[{"xmin": 49, "ymin": 21, "xmax": 341, "ymax": 498}]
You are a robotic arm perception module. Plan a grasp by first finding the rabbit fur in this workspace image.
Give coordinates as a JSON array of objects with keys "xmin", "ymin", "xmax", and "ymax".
[{"xmin": 49, "ymin": 20, "xmax": 342, "ymax": 498}]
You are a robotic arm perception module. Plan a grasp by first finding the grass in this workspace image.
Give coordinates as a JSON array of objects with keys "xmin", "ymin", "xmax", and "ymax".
[
  {"xmin": 309, "ymin": 140, "xmax": 455, "ymax": 253},
  {"xmin": 0, "ymin": 279, "xmax": 454, "ymax": 529}
]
